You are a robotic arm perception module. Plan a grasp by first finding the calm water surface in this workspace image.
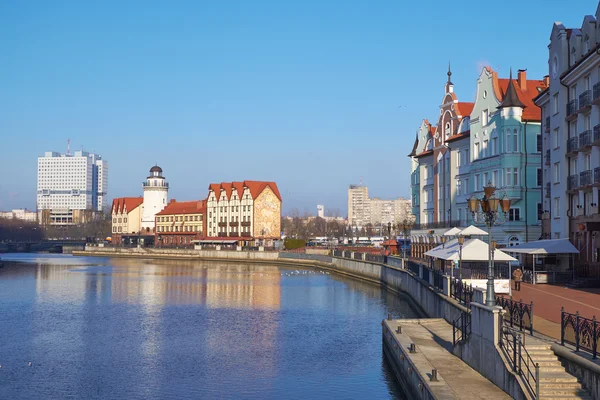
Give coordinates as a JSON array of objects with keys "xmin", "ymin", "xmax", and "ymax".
[{"xmin": 0, "ymin": 254, "xmax": 418, "ymax": 399}]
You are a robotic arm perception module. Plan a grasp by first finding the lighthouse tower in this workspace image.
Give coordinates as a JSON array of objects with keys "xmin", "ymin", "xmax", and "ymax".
[{"xmin": 141, "ymin": 165, "xmax": 169, "ymax": 232}]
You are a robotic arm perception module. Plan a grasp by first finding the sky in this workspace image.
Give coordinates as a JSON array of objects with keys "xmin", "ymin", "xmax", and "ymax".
[{"xmin": 1, "ymin": 0, "xmax": 597, "ymax": 216}]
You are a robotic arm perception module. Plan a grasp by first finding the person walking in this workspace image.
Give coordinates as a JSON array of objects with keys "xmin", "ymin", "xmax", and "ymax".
[{"xmin": 513, "ymin": 268, "xmax": 523, "ymax": 291}]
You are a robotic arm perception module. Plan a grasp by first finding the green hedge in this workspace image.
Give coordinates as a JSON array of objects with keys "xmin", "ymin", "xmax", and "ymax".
[{"xmin": 284, "ymin": 238, "xmax": 306, "ymax": 250}]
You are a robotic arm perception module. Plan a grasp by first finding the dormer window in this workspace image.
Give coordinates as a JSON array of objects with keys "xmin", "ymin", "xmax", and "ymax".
[{"xmin": 585, "ymin": 35, "xmax": 590, "ymax": 53}]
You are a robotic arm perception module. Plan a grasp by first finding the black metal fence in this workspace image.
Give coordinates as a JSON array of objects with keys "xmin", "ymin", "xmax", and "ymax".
[
  {"xmin": 407, "ymin": 261, "xmax": 420, "ymax": 276},
  {"xmin": 432, "ymin": 269, "xmax": 444, "ymax": 292},
  {"xmin": 422, "ymin": 267, "xmax": 430, "ymax": 283},
  {"xmin": 450, "ymin": 278, "xmax": 474, "ymax": 305},
  {"xmin": 453, "ymin": 311, "xmax": 471, "ymax": 346},
  {"xmin": 500, "ymin": 327, "xmax": 539, "ymax": 398},
  {"xmin": 365, "ymin": 253, "xmax": 385, "ymax": 264},
  {"xmin": 561, "ymin": 309, "xmax": 600, "ymax": 359},
  {"xmin": 495, "ymin": 296, "xmax": 534, "ymax": 335}
]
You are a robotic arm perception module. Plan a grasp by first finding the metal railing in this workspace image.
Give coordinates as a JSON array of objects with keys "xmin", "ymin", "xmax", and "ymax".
[
  {"xmin": 579, "ymin": 90, "xmax": 591, "ymax": 109},
  {"xmin": 595, "ymin": 167, "xmax": 600, "ymax": 185},
  {"xmin": 567, "ymin": 136, "xmax": 579, "ymax": 153},
  {"xmin": 567, "ymin": 99, "xmax": 578, "ymax": 117},
  {"xmin": 545, "ymin": 182, "xmax": 551, "ymax": 198},
  {"xmin": 411, "ymin": 220, "xmax": 461, "ymax": 230},
  {"xmin": 594, "ymin": 82, "xmax": 600, "ymax": 101},
  {"xmin": 561, "ymin": 309, "xmax": 599, "ymax": 359},
  {"xmin": 452, "ymin": 311, "xmax": 471, "ymax": 346},
  {"xmin": 580, "ymin": 169, "xmax": 593, "ymax": 187},
  {"xmin": 495, "ymin": 296, "xmax": 534, "ymax": 335},
  {"xmin": 365, "ymin": 253, "xmax": 385, "ymax": 263},
  {"xmin": 567, "ymin": 174, "xmax": 579, "ymax": 190},
  {"xmin": 432, "ymin": 269, "xmax": 444, "ymax": 291},
  {"xmin": 580, "ymin": 130, "xmax": 592, "ymax": 148},
  {"xmin": 500, "ymin": 327, "xmax": 540, "ymax": 399},
  {"xmin": 545, "ymin": 149, "xmax": 550, "ymax": 165},
  {"xmin": 407, "ymin": 261, "xmax": 420, "ymax": 276},
  {"xmin": 594, "ymin": 124, "xmax": 600, "ymax": 143},
  {"xmin": 544, "ymin": 116, "xmax": 550, "ymax": 133},
  {"xmin": 422, "ymin": 267, "xmax": 430, "ymax": 283},
  {"xmin": 450, "ymin": 278, "xmax": 474, "ymax": 305}
]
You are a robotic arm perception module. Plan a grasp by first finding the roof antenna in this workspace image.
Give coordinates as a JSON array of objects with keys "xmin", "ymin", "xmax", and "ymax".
[
  {"xmin": 67, "ymin": 138, "xmax": 71, "ymax": 156},
  {"xmin": 359, "ymin": 176, "xmax": 363, "ymax": 186}
]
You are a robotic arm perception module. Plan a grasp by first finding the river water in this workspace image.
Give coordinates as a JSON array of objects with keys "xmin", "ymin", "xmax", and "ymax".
[{"xmin": 0, "ymin": 254, "xmax": 418, "ymax": 399}]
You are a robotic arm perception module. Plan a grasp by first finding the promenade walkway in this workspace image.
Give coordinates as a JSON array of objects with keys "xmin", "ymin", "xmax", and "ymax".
[
  {"xmin": 501, "ymin": 282, "xmax": 600, "ymax": 340},
  {"xmin": 388, "ymin": 319, "xmax": 511, "ymax": 399}
]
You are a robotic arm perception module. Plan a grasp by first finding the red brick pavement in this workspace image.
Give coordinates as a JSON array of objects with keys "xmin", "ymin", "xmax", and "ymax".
[{"xmin": 501, "ymin": 282, "xmax": 600, "ymax": 339}]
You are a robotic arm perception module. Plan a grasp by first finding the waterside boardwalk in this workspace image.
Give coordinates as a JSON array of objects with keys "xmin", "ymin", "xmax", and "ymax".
[{"xmin": 383, "ymin": 318, "xmax": 511, "ymax": 400}]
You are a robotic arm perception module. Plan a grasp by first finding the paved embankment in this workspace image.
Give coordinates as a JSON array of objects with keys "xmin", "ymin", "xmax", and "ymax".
[{"xmin": 383, "ymin": 318, "xmax": 511, "ymax": 400}]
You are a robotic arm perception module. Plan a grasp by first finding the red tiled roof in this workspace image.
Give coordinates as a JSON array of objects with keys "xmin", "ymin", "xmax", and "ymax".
[
  {"xmin": 244, "ymin": 181, "xmax": 282, "ymax": 201},
  {"xmin": 487, "ymin": 66, "xmax": 548, "ymax": 121},
  {"xmin": 111, "ymin": 197, "xmax": 143, "ymax": 214},
  {"xmin": 156, "ymin": 200, "xmax": 206, "ymax": 216},
  {"xmin": 455, "ymin": 102, "xmax": 474, "ymax": 117},
  {"xmin": 446, "ymin": 130, "xmax": 470, "ymax": 142},
  {"xmin": 207, "ymin": 181, "xmax": 282, "ymax": 202}
]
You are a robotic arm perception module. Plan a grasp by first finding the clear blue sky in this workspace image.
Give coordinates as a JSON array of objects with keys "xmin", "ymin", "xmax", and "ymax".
[{"xmin": 1, "ymin": 0, "xmax": 596, "ymax": 215}]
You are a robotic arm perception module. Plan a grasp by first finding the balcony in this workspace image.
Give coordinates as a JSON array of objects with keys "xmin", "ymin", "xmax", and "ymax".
[
  {"xmin": 241, "ymin": 232, "xmax": 252, "ymax": 237},
  {"xmin": 566, "ymin": 136, "xmax": 579, "ymax": 155},
  {"xmin": 594, "ymin": 124, "xmax": 600, "ymax": 145},
  {"xmin": 593, "ymin": 82, "xmax": 600, "ymax": 104},
  {"xmin": 578, "ymin": 90, "xmax": 591, "ymax": 112},
  {"xmin": 218, "ymin": 232, "xmax": 227, "ymax": 237},
  {"xmin": 567, "ymin": 174, "xmax": 579, "ymax": 191},
  {"xmin": 545, "ymin": 182, "xmax": 551, "ymax": 198},
  {"xmin": 544, "ymin": 116, "xmax": 550, "ymax": 133},
  {"xmin": 411, "ymin": 220, "xmax": 461, "ymax": 231},
  {"xmin": 229, "ymin": 222, "xmax": 238, "ymax": 227},
  {"xmin": 218, "ymin": 222, "xmax": 227, "ymax": 227},
  {"xmin": 595, "ymin": 167, "xmax": 600, "ymax": 186},
  {"xmin": 545, "ymin": 149, "xmax": 550, "ymax": 166},
  {"xmin": 580, "ymin": 170, "xmax": 593, "ymax": 187},
  {"xmin": 241, "ymin": 221, "xmax": 251, "ymax": 227},
  {"xmin": 230, "ymin": 231, "xmax": 239, "ymax": 237},
  {"xmin": 566, "ymin": 99, "xmax": 578, "ymax": 121},
  {"xmin": 579, "ymin": 130, "xmax": 592, "ymax": 149}
]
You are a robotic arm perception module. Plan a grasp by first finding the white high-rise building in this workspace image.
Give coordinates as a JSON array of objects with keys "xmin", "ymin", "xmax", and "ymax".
[
  {"xmin": 317, "ymin": 205, "xmax": 325, "ymax": 218},
  {"xmin": 141, "ymin": 165, "xmax": 169, "ymax": 232},
  {"xmin": 37, "ymin": 150, "xmax": 108, "ymax": 213}
]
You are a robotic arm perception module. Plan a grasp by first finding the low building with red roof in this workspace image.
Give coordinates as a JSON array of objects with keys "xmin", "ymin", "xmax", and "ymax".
[
  {"xmin": 154, "ymin": 199, "xmax": 206, "ymax": 246},
  {"xmin": 205, "ymin": 181, "xmax": 282, "ymax": 245}
]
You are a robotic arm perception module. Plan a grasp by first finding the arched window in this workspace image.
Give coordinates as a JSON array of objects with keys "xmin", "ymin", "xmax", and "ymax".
[
  {"xmin": 508, "ymin": 236, "xmax": 520, "ymax": 247},
  {"xmin": 445, "ymin": 122, "xmax": 451, "ymax": 137}
]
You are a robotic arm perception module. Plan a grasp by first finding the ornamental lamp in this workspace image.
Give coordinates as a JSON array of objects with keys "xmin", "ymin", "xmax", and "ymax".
[
  {"xmin": 500, "ymin": 193, "xmax": 512, "ymax": 213},
  {"xmin": 484, "ymin": 181, "xmax": 496, "ymax": 199},
  {"xmin": 487, "ymin": 196, "xmax": 500, "ymax": 213},
  {"xmin": 468, "ymin": 195, "xmax": 479, "ymax": 213},
  {"xmin": 457, "ymin": 235, "xmax": 465, "ymax": 246}
]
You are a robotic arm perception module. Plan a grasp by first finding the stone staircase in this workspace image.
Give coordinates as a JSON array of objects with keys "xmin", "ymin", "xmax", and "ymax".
[{"xmin": 525, "ymin": 343, "xmax": 591, "ymax": 399}]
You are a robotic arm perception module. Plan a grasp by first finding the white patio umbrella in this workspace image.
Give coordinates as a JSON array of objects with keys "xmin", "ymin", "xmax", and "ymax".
[{"xmin": 443, "ymin": 227, "xmax": 462, "ymax": 236}]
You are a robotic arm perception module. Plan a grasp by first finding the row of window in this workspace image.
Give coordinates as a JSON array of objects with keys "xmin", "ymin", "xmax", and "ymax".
[
  {"xmin": 157, "ymin": 225, "xmax": 201, "ymax": 233},
  {"xmin": 157, "ymin": 215, "xmax": 200, "ymax": 222}
]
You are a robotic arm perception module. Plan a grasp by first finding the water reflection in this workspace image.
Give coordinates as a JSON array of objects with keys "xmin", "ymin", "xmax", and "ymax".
[{"xmin": 0, "ymin": 255, "xmax": 414, "ymax": 399}]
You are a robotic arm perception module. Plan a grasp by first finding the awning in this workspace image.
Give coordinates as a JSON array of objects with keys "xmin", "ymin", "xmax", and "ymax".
[
  {"xmin": 443, "ymin": 227, "xmax": 462, "ymax": 236},
  {"xmin": 458, "ymin": 225, "xmax": 488, "ymax": 236},
  {"xmin": 194, "ymin": 239, "xmax": 239, "ymax": 244},
  {"xmin": 504, "ymin": 239, "xmax": 579, "ymax": 255},
  {"xmin": 425, "ymin": 238, "xmax": 517, "ymax": 262}
]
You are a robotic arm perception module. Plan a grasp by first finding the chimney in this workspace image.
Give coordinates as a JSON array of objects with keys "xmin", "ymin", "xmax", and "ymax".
[
  {"xmin": 543, "ymin": 75, "xmax": 550, "ymax": 87},
  {"xmin": 517, "ymin": 69, "xmax": 527, "ymax": 91}
]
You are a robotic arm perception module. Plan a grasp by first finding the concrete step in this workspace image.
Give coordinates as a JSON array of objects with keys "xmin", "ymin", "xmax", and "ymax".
[
  {"xmin": 538, "ymin": 396, "xmax": 591, "ymax": 400},
  {"xmin": 536, "ymin": 361, "xmax": 563, "ymax": 367},
  {"xmin": 539, "ymin": 366, "xmax": 572, "ymax": 373},
  {"xmin": 539, "ymin": 374, "xmax": 579, "ymax": 383},
  {"xmin": 540, "ymin": 388, "xmax": 590, "ymax": 396},
  {"xmin": 540, "ymin": 382, "xmax": 585, "ymax": 390}
]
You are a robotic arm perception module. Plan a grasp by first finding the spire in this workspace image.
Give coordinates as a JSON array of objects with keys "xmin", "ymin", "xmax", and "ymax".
[
  {"xmin": 498, "ymin": 68, "xmax": 525, "ymax": 109},
  {"xmin": 447, "ymin": 61, "xmax": 452, "ymax": 84}
]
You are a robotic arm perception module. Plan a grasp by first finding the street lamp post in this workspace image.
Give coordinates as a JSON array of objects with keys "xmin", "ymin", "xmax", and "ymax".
[
  {"xmin": 399, "ymin": 219, "xmax": 413, "ymax": 268},
  {"xmin": 457, "ymin": 235, "xmax": 465, "ymax": 280},
  {"xmin": 467, "ymin": 182, "xmax": 511, "ymax": 307}
]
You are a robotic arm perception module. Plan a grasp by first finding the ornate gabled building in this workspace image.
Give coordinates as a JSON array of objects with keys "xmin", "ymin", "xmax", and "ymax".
[
  {"xmin": 535, "ymin": 5, "xmax": 600, "ymax": 277},
  {"xmin": 110, "ymin": 197, "xmax": 144, "ymax": 244},
  {"xmin": 468, "ymin": 67, "xmax": 547, "ymax": 246},
  {"xmin": 205, "ymin": 181, "xmax": 282, "ymax": 245}
]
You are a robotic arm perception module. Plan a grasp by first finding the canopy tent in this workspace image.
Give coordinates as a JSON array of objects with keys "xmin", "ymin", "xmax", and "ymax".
[
  {"xmin": 503, "ymin": 239, "xmax": 579, "ymax": 255},
  {"xmin": 424, "ymin": 238, "xmax": 517, "ymax": 262},
  {"xmin": 443, "ymin": 227, "xmax": 462, "ymax": 236},
  {"xmin": 458, "ymin": 225, "xmax": 488, "ymax": 236}
]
